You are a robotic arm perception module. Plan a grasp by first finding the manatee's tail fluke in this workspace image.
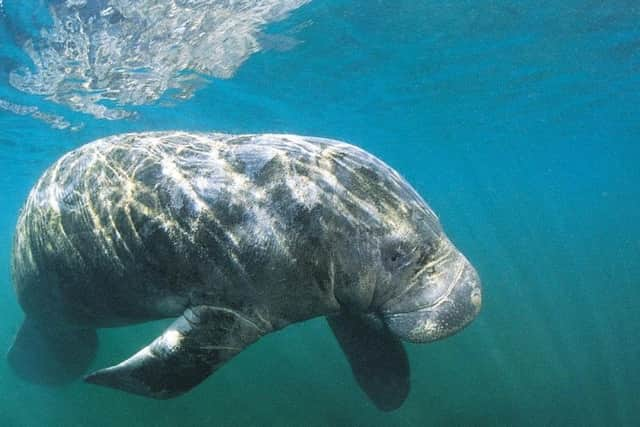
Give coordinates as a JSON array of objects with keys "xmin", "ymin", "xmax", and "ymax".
[
  {"xmin": 7, "ymin": 317, "xmax": 98, "ymax": 385},
  {"xmin": 327, "ymin": 313, "xmax": 410, "ymax": 412},
  {"xmin": 84, "ymin": 305, "xmax": 265, "ymax": 399}
]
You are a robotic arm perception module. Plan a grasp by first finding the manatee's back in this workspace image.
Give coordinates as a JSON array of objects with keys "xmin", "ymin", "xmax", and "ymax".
[
  {"xmin": 13, "ymin": 134, "xmax": 158, "ymax": 325},
  {"xmin": 13, "ymin": 132, "xmax": 238, "ymax": 325}
]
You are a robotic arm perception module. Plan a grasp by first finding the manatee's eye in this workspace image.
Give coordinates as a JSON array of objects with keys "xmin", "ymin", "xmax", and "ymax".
[
  {"xmin": 382, "ymin": 239, "xmax": 417, "ymax": 271},
  {"xmin": 385, "ymin": 249, "xmax": 404, "ymax": 269}
]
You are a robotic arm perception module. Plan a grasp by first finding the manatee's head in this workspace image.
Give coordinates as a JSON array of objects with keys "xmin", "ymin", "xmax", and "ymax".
[{"xmin": 381, "ymin": 236, "xmax": 482, "ymax": 343}]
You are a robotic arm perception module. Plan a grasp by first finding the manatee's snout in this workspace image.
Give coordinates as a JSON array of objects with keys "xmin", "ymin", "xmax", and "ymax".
[{"xmin": 383, "ymin": 246, "xmax": 482, "ymax": 343}]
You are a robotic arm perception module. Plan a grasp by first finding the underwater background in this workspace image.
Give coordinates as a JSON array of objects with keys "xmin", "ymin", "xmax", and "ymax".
[{"xmin": 0, "ymin": 1, "xmax": 638, "ymax": 426}]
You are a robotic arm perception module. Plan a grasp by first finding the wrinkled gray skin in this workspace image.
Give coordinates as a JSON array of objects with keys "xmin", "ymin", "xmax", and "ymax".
[{"xmin": 10, "ymin": 132, "xmax": 481, "ymax": 410}]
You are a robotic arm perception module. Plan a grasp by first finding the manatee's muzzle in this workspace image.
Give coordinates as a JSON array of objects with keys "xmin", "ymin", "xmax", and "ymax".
[{"xmin": 383, "ymin": 256, "xmax": 482, "ymax": 343}]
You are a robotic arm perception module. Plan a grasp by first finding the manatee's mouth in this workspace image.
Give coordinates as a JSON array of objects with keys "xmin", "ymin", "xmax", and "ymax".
[{"xmin": 383, "ymin": 257, "xmax": 482, "ymax": 343}]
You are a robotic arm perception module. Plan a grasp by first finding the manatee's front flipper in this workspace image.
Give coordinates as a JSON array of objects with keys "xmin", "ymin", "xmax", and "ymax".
[
  {"xmin": 85, "ymin": 306, "xmax": 265, "ymax": 399},
  {"xmin": 7, "ymin": 317, "xmax": 98, "ymax": 385},
  {"xmin": 327, "ymin": 313, "xmax": 410, "ymax": 411}
]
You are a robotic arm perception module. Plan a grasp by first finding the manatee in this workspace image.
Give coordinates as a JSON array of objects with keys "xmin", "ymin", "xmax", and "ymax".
[{"xmin": 8, "ymin": 131, "xmax": 482, "ymax": 411}]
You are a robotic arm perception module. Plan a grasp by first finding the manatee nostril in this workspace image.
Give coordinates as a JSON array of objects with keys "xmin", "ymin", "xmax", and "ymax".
[{"xmin": 470, "ymin": 288, "xmax": 482, "ymax": 309}]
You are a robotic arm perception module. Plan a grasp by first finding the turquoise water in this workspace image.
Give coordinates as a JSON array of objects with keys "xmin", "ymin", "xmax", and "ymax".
[{"xmin": 1, "ymin": 1, "xmax": 639, "ymax": 425}]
